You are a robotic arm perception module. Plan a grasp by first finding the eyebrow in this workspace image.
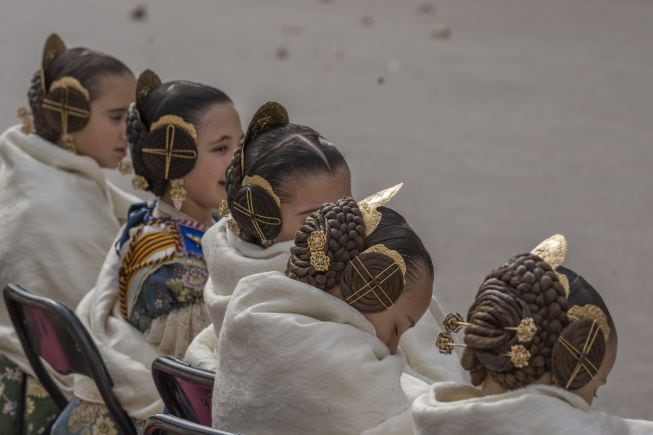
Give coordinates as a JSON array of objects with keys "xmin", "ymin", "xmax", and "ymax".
[
  {"xmin": 105, "ymin": 107, "xmax": 128, "ymax": 114},
  {"xmin": 207, "ymin": 133, "xmax": 245, "ymax": 145}
]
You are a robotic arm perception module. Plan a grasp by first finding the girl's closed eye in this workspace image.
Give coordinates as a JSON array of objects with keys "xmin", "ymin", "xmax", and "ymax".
[{"xmin": 212, "ymin": 144, "xmax": 229, "ymax": 153}]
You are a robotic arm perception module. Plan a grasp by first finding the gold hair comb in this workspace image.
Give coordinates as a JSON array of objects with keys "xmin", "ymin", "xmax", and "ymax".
[
  {"xmin": 530, "ymin": 234, "xmax": 570, "ymax": 297},
  {"xmin": 567, "ymin": 304, "xmax": 610, "ymax": 341},
  {"xmin": 358, "ymin": 183, "xmax": 403, "ymax": 237}
]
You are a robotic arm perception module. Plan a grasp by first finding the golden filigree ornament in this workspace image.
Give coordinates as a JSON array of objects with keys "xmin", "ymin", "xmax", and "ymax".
[
  {"xmin": 507, "ymin": 344, "xmax": 531, "ymax": 368},
  {"xmin": 358, "ymin": 183, "xmax": 403, "ymax": 237},
  {"xmin": 117, "ymin": 158, "xmax": 133, "ymax": 175},
  {"xmin": 227, "ymin": 219, "xmax": 241, "ymax": 236},
  {"xmin": 132, "ymin": 175, "xmax": 149, "ymax": 191},
  {"xmin": 308, "ymin": 229, "xmax": 330, "ymax": 272},
  {"xmin": 169, "ymin": 178, "xmax": 187, "ymax": 210},
  {"xmin": 530, "ymin": 234, "xmax": 570, "ymax": 297},
  {"xmin": 567, "ymin": 304, "xmax": 611, "ymax": 341},
  {"xmin": 218, "ymin": 200, "xmax": 230, "ymax": 218},
  {"xmin": 443, "ymin": 312, "xmax": 466, "ymax": 333},
  {"xmin": 17, "ymin": 106, "xmax": 34, "ymax": 134},
  {"xmin": 506, "ymin": 317, "xmax": 538, "ymax": 343},
  {"xmin": 436, "ymin": 332, "xmax": 456, "ymax": 354}
]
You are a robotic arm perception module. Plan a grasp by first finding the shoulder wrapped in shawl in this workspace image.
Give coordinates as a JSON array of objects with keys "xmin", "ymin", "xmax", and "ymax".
[
  {"xmin": 412, "ymin": 381, "xmax": 653, "ymax": 435},
  {"xmin": 184, "ymin": 218, "xmax": 293, "ymax": 370},
  {"xmin": 212, "ymin": 271, "xmax": 427, "ymax": 435},
  {"xmin": 71, "ymin": 203, "xmax": 211, "ymax": 420},
  {"xmin": 0, "ymin": 125, "xmax": 137, "ymax": 374}
]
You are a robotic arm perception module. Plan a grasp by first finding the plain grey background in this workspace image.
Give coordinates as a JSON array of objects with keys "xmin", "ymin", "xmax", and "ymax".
[{"xmin": 1, "ymin": 0, "xmax": 651, "ymax": 420}]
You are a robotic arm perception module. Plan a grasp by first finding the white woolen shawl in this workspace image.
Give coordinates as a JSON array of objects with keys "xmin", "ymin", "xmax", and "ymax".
[
  {"xmin": 184, "ymin": 218, "xmax": 293, "ymax": 370},
  {"xmin": 412, "ymin": 381, "xmax": 653, "ymax": 435},
  {"xmin": 0, "ymin": 125, "xmax": 137, "ymax": 375},
  {"xmin": 212, "ymin": 271, "xmax": 422, "ymax": 435}
]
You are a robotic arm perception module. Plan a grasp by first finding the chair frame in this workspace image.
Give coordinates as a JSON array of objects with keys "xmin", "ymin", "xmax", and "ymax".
[
  {"xmin": 152, "ymin": 355, "xmax": 215, "ymax": 425},
  {"xmin": 142, "ymin": 413, "xmax": 237, "ymax": 435},
  {"xmin": 3, "ymin": 283, "xmax": 137, "ymax": 435}
]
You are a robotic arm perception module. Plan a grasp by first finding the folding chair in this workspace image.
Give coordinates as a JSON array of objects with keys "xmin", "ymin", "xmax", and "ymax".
[
  {"xmin": 142, "ymin": 413, "xmax": 237, "ymax": 435},
  {"xmin": 3, "ymin": 283, "xmax": 137, "ymax": 434},
  {"xmin": 152, "ymin": 355, "xmax": 215, "ymax": 426}
]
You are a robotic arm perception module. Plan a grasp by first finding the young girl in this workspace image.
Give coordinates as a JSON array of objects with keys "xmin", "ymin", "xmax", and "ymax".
[
  {"xmin": 52, "ymin": 70, "xmax": 243, "ymax": 433},
  {"xmin": 212, "ymin": 187, "xmax": 437, "ymax": 434},
  {"xmin": 184, "ymin": 101, "xmax": 351, "ymax": 369},
  {"xmin": 412, "ymin": 235, "xmax": 653, "ymax": 434},
  {"xmin": 0, "ymin": 33, "xmax": 136, "ymax": 434}
]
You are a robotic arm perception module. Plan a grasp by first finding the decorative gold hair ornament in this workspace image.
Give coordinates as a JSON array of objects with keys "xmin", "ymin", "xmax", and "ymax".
[
  {"xmin": 436, "ymin": 331, "xmax": 532, "ymax": 368},
  {"xmin": 358, "ymin": 183, "xmax": 403, "ymax": 237},
  {"xmin": 442, "ymin": 312, "xmax": 537, "ymax": 343},
  {"xmin": 362, "ymin": 244, "xmax": 407, "ymax": 283},
  {"xmin": 17, "ymin": 107, "xmax": 34, "ymax": 134},
  {"xmin": 142, "ymin": 115, "xmax": 198, "ymax": 180},
  {"xmin": 530, "ymin": 234, "xmax": 570, "ymax": 297},
  {"xmin": 136, "ymin": 69, "xmax": 162, "ymax": 104},
  {"xmin": 567, "ymin": 304, "xmax": 611, "ymax": 342},
  {"xmin": 308, "ymin": 229, "xmax": 330, "ymax": 272},
  {"xmin": 40, "ymin": 33, "xmax": 67, "ymax": 94},
  {"xmin": 556, "ymin": 319, "xmax": 603, "ymax": 389},
  {"xmin": 49, "ymin": 76, "xmax": 90, "ymax": 101},
  {"xmin": 241, "ymin": 101, "xmax": 290, "ymax": 175},
  {"xmin": 218, "ymin": 200, "xmax": 230, "ymax": 218},
  {"xmin": 242, "ymin": 175, "xmax": 282, "ymax": 208}
]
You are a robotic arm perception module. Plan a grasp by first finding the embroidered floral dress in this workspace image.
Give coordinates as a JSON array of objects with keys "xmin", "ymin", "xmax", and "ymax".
[{"xmin": 52, "ymin": 202, "xmax": 212, "ymax": 434}]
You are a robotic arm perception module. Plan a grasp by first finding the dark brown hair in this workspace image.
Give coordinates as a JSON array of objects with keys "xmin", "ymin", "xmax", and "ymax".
[
  {"xmin": 287, "ymin": 203, "xmax": 433, "ymax": 313},
  {"xmin": 551, "ymin": 266, "xmax": 614, "ymax": 390},
  {"xmin": 126, "ymin": 80, "xmax": 232, "ymax": 196},
  {"xmin": 460, "ymin": 253, "xmax": 570, "ymax": 389},
  {"xmin": 28, "ymin": 47, "xmax": 132, "ymax": 143}
]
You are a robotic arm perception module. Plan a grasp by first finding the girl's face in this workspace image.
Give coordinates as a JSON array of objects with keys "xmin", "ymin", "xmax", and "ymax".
[
  {"xmin": 72, "ymin": 72, "xmax": 136, "ymax": 168},
  {"xmin": 172, "ymin": 103, "xmax": 243, "ymax": 217},
  {"xmin": 362, "ymin": 264, "xmax": 433, "ymax": 354},
  {"xmin": 275, "ymin": 164, "xmax": 352, "ymax": 243},
  {"xmin": 573, "ymin": 334, "xmax": 617, "ymax": 405}
]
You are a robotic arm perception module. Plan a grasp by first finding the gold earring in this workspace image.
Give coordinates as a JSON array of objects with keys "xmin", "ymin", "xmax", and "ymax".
[
  {"xmin": 17, "ymin": 106, "xmax": 34, "ymax": 134},
  {"xmin": 132, "ymin": 175, "xmax": 149, "ymax": 191},
  {"xmin": 117, "ymin": 158, "xmax": 133, "ymax": 175},
  {"xmin": 169, "ymin": 178, "xmax": 187, "ymax": 210},
  {"xmin": 218, "ymin": 199, "xmax": 230, "ymax": 218},
  {"xmin": 61, "ymin": 134, "xmax": 77, "ymax": 153}
]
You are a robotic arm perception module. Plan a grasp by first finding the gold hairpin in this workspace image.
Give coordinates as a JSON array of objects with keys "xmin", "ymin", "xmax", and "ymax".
[
  {"xmin": 346, "ymin": 254, "xmax": 397, "ymax": 309},
  {"xmin": 530, "ymin": 234, "xmax": 570, "ymax": 297},
  {"xmin": 308, "ymin": 229, "xmax": 330, "ymax": 271},
  {"xmin": 143, "ymin": 115, "xmax": 198, "ymax": 180},
  {"xmin": 442, "ymin": 313, "xmax": 538, "ymax": 343},
  {"xmin": 436, "ymin": 332, "xmax": 532, "ymax": 368},
  {"xmin": 242, "ymin": 175, "xmax": 281, "ymax": 208},
  {"xmin": 362, "ymin": 244, "xmax": 406, "ymax": 283},
  {"xmin": 567, "ymin": 304, "xmax": 610, "ymax": 341},
  {"xmin": 358, "ymin": 183, "xmax": 403, "ymax": 237},
  {"xmin": 556, "ymin": 320, "xmax": 603, "ymax": 389}
]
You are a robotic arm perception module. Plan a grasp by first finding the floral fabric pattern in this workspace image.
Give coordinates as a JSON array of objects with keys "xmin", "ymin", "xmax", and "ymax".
[
  {"xmin": 51, "ymin": 397, "xmax": 141, "ymax": 435},
  {"xmin": 0, "ymin": 354, "xmax": 58, "ymax": 434}
]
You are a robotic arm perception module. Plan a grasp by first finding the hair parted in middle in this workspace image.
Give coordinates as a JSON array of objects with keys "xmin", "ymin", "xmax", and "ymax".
[
  {"xmin": 286, "ymin": 184, "xmax": 434, "ymax": 313},
  {"xmin": 224, "ymin": 101, "xmax": 348, "ymax": 247}
]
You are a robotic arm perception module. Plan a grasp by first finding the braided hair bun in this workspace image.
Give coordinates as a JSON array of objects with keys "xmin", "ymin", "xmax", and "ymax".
[{"xmin": 461, "ymin": 253, "xmax": 569, "ymax": 389}]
